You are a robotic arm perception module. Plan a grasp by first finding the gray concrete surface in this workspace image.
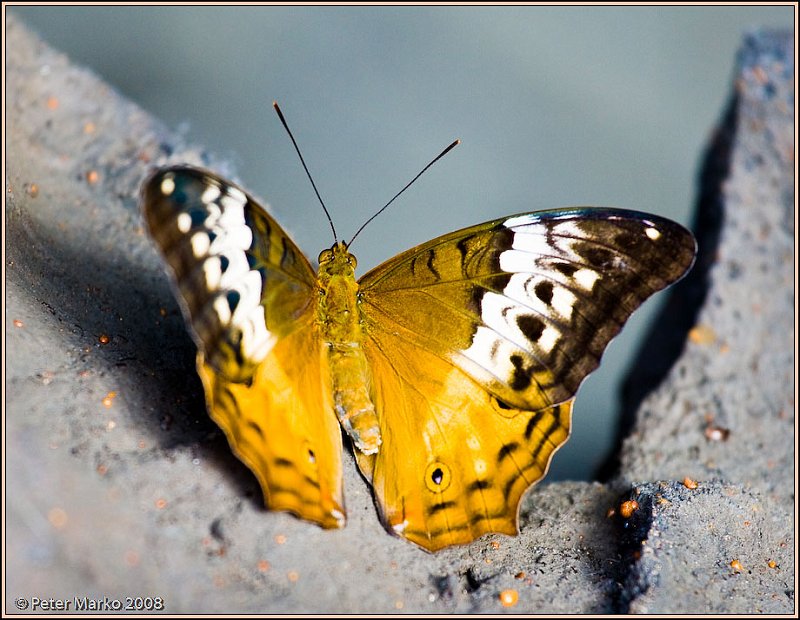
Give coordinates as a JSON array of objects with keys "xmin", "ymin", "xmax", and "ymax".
[{"xmin": 5, "ymin": 16, "xmax": 794, "ymax": 614}]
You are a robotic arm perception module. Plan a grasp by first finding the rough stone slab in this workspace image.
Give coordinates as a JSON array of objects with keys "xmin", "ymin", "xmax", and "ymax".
[
  {"xmin": 613, "ymin": 29, "xmax": 795, "ymax": 613},
  {"xmin": 617, "ymin": 480, "xmax": 794, "ymax": 614},
  {"xmin": 5, "ymin": 15, "xmax": 794, "ymax": 615},
  {"xmin": 618, "ymin": 30, "xmax": 794, "ymax": 501}
]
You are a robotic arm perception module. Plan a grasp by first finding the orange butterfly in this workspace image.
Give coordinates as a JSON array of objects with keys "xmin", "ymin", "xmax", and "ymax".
[{"xmin": 141, "ymin": 119, "xmax": 695, "ymax": 551}]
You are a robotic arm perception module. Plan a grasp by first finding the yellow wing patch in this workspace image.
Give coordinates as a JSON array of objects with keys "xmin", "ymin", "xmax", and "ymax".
[
  {"xmin": 197, "ymin": 325, "xmax": 345, "ymax": 529},
  {"xmin": 360, "ymin": 333, "xmax": 572, "ymax": 551}
]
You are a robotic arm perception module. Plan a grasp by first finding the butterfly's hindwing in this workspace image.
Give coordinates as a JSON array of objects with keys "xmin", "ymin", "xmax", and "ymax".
[
  {"xmin": 359, "ymin": 323, "xmax": 574, "ymax": 550},
  {"xmin": 141, "ymin": 166, "xmax": 346, "ymax": 529},
  {"xmin": 358, "ymin": 208, "xmax": 696, "ymax": 550}
]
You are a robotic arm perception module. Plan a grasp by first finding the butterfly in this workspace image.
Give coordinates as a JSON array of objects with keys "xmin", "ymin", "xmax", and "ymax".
[{"xmin": 141, "ymin": 157, "xmax": 696, "ymax": 552}]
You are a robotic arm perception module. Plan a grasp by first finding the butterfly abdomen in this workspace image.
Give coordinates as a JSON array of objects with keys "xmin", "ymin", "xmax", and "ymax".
[{"xmin": 317, "ymin": 243, "xmax": 381, "ymax": 455}]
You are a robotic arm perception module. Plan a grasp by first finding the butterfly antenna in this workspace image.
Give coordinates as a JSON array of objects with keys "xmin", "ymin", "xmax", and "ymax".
[
  {"xmin": 273, "ymin": 101, "xmax": 338, "ymax": 243},
  {"xmin": 347, "ymin": 139, "xmax": 460, "ymax": 248}
]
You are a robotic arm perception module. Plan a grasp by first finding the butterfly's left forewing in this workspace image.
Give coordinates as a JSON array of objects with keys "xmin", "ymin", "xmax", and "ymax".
[
  {"xmin": 358, "ymin": 208, "xmax": 696, "ymax": 550},
  {"xmin": 142, "ymin": 166, "xmax": 345, "ymax": 529}
]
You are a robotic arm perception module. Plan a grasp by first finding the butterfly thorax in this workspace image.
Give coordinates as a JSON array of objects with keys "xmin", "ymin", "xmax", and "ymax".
[{"xmin": 316, "ymin": 243, "xmax": 381, "ymax": 455}]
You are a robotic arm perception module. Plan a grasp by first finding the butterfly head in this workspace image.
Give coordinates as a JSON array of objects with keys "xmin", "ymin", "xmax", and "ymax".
[{"xmin": 318, "ymin": 242, "xmax": 358, "ymax": 279}]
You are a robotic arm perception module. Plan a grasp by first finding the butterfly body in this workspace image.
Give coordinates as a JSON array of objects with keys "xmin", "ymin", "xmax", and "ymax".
[
  {"xmin": 142, "ymin": 165, "xmax": 696, "ymax": 551},
  {"xmin": 318, "ymin": 243, "xmax": 381, "ymax": 454}
]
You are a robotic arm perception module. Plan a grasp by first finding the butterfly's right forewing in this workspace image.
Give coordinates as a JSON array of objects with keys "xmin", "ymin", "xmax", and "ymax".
[{"xmin": 142, "ymin": 166, "xmax": 345, "ymax": 529}]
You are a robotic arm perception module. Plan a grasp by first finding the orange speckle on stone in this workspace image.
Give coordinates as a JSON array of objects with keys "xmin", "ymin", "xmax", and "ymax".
[
  {"xmin": 13, "ymin": 319, "xmax": 24, "ymax": 328},
  {"xmin": 515, "ymin": 571, "xmax": 526, "ymax": 580},
  {"xmin": 730, "ymin": 559, "xmax": 744, "ymax": 573},
  {"xmin": 124, "ymin": 550, "xmax": 140, "ymax": 566},
  {"xmin": 96, "ymin": 463, "xmax": 108, "ymax": 475},
  {"xmin": 26, "ymin": 183, "xmax": 39, "ymax": 198},
  {"xmin": 84, "ymin": 121, "xmax": 96, "ymax": 134},
  {"xmin": 767, "ymin": 560, "xmax": 777, "ymax": 569},
  {"xmin": 484, "ymin": 558, "xmax": 493, "ymax": 565},
  {"xmin": 606, "ymin": 507, "xmax": 616, "ymax": 518},
  {"xmin": 257, "ymin": 560, "xmax": 271, "ymax": 573},
  {"xmin": 48, "ymin": 507, "xmax": 68, "ymax": 529},
  {"xmin": 394, "ymin": 600, "xmax": 404, "ymax": 610},
  {"xmin": 287, "ymin": 570, "xmax": 299, "ymax": 582},
  {"xmin": 98, "ymin": 334, "xmax": 110, "ymax": 345},
  {"xmin": 47, "ymin": 96, "xmax": 59, "ymax": 110},
  {"xmin": 274, "ymin": 534, "xmax": 287, "ymax": 545},
  {"xmin": 86, "ymin": 170, "xmax": 99, "ymax": 185},
  {"xmin": 743, "ymin": 520, "xmax": 751, "ymax": 526},
  {"xmin": 102, "ymin": 391, "xmax": 117, "ymax": 408},
  {"xmin": 159, "ymin": 307, "xmax": 167, "ymax": 317},
  {"xmin": 490, "ymin": 541, "xmax": 501, "ymax": 550},
  {"xmin": 683, "ymin": 477, "xmax": 699, "ymax": 490},
  {"xmin": 138, "ymin": 440, "xmax": 147, "ymax": 449},
  {"xmin": 155, "ymin": 498, "xmax": 167, "ymax": 509},
  {"xmin": 620, "ymin": 500, "xmax": 639, "ymax": 518},
  {"xmin": 689, "ymin": 325, "xmax": 716, "ymax": 345},
  {"xmin": 499, "ymin": 589, "xmax": 519, "ymax": 607},
  {"xmin": 719, "ymin": 343, "xmax": 730, "ymax": 354}
]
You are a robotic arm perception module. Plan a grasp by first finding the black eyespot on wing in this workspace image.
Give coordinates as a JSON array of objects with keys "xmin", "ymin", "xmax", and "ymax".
[
  {"xmin": 510, "ymin": 354, "xmax": 534, "ymax": 391},
  {"xmin": 517, "ymin": 315, "xmax": 545, "ymax": 344},
  {"xmin": 555, "ymin": 262, "xmax": 578, "ymax": 277},
  {"xmin": 226, "ymin": 290, "xmax": 241, "ymax": 313},
  {"xmin": 534, "ymin": 280, "xmax": 554, "ymax": 305}
]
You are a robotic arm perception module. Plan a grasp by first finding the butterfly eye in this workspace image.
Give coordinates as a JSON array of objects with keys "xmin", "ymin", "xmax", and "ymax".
[
  {"xmin": 424, "ymin": 461, "xmax": 452, "ymax": 493},
  {"xmin": 318, "ymin": 249, "xmax": 334, "ymax": 264}
]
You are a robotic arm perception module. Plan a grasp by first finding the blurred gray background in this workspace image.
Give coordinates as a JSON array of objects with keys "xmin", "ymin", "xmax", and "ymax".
[{"xmin": 12, "ymin": 5, "xmax": 793, "ymax": 481}]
